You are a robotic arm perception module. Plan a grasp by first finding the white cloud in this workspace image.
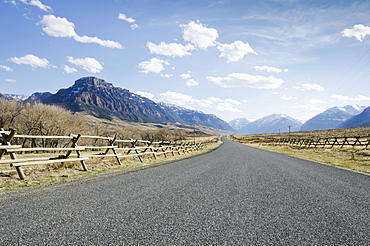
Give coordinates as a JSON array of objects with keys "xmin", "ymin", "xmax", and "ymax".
[
  {"xmin": 293, "ymin": 83, "xmax": 324, "ymax": 91},
  {"xmin": 39, "ymin": 15, "xmax": 123, "ymax": 49},
  {"xmin": 181, "ymin": 21, "xmax": 218, "ymax": 49},
  {"xmin": 207, "ymin": 73, "xmax": 284, "ymax": 89},
  {"xmin": 180, "ymin": 73, "xmax": 191, "ymax": 79},
  {"xmin": 217, "ymin": 40, "xmax": 257, "ymax": 62},
  {"xmin": 63, "ymin": 65, "xmax": 77, "ymax": 73},
  {"xmin": 281, "ymin": 96, "xmax": 297, "ymax": 100},
  {"xmin": 159, "ymin": 91, "xmax": 242, "ymax": 112},
  {"xmin": 19, "ymin": 0, "xmax": 52, "ymax": 12},
  {"xmin": 185, "ymin": 79, "xmax": 199, "ymax": 87},
  {"xmin": 118, "ymin": 13, "xmax": 135, "ymax": 23},
  {"xmin": 331, "ymin": 94, "xmax": 370, "ymax": 101},
  {"xmin": 147, "ymin": 42, "xmax": 195, "ymax": 57},
  {"xmin": 159, "ymin": 91, "xmax": 196, "ymax": 107},
  {"xmin": 216, "ymin": 102, "xmax": 242, "ymax": 112},
  {"xmin": 160, "ymin": 73, "xmax": 173, "ymax": 78},
  {"xmin": 6, "ymin": 79, "xmax": 16, "ymax": 83},
  {"xmin": 252, "ymin": 65, "xmax": 288, "ymax": 73},
  {"xmin": 138, "ymin": 57, "xmax": 169, "ymax": 74},
  {"xmin": 8, "ymin": 54, "xmax": 52, "ymax": 68},
  {"xmin": 0, "ymin": 65, "xmax": 13, "ymax": 72},
  {"xmin": 137, "ymin": 91, "xmax": 155, "ymax": 101},
  {"xmin": 309, "ymin": 99, "xmax": 326, "ymax": 104},
  {"xmin": 342, "ymin": 24, "xmax": 370, "ymax": 42},
  {"xmin": 67, "ymin": 56, "xmax": 103, "ymax": 73},
  {"xmin": 118, "ymin": 13, "xmax": 139, "ymax": 29}
]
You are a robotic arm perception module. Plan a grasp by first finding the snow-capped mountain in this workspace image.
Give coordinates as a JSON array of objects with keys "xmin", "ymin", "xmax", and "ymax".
[
  {"xmin": 228, "ymin": 118, "xmax": 250, "ymax": 132},
  {"xmin": 239, "ymin": 114, "xmax": 302, "ymax": 135},
  {"xmin": 300, "ymin": 105, "xmax": 365, "ymax": 131},
  {"xmin": 337, "ymin": 106, "xmax": 370, "ymax": 128},
  {"xmin": 2, "ymin": 93, "xmax": 29, "ymax": 101},
  {"xmin": 4, "ymin": 76, "xmax": 233, "ymax": 132}
]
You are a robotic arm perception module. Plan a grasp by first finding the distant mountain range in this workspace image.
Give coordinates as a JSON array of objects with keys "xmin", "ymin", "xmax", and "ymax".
[
  {"xmin": 3, "ymin": 77, "xmax": 370, "ymax": 135},
  {"xmin": 227, "ymin": 105, "xmax": 370, "ymax": 135},
  {"xmin": 237, "ymin": 114, "xmax": 302, "ymax": 135},
  {"xmin": 228, "ymin": 118, "xmax": 250, "ymax": 131},
  {"xmin": 11, "ymin": 77, "xmax": 234, "ymax": 132},
  {"xmin": 338, "ymin": 106, "xmax": 370, "ymax": 128},
  {"xmin": 300, "ymin": 105, "xmax": 365, "ymax": 131}
]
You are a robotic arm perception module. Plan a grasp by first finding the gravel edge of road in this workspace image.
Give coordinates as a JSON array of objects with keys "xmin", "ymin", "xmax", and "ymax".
[{"xmin": 0, "ymin": 142, "xmax": 224, "ymax": 205}]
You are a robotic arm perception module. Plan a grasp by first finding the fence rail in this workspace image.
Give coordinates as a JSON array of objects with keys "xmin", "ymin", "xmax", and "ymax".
[
  {"xmin": 230, "ymin": 134, "xmax": 370, "ymax": 149},
  {"xmin": 1, "ymin": 129, "xmax": 218, "ymax": 180}
]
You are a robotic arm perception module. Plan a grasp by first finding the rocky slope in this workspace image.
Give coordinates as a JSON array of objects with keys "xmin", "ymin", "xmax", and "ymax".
[
  {"xmin": 37, "ymin": 77, "xmax": 234, "ymax": 132},
  {"xmin": 300, "ymin": 105, "xmax": 365, "ymax": 131}
]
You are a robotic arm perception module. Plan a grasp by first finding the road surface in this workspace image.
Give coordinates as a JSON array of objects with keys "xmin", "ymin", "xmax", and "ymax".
[{"xmin": 0, "ymin": 137, "xmax": 369, "ymax": 245}]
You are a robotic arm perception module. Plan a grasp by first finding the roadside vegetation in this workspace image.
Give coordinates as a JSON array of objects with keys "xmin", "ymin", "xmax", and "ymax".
[
  {"xmin": 231, "ymin": 128, "xmax": 370, "ymax": 175},
  {"xmin": 0, "ymin": 137, "xmax": 221, "ymax": 193},
  {"xmin": 0, "ymin": 98, "xmax": 222, "ymax": 193}
]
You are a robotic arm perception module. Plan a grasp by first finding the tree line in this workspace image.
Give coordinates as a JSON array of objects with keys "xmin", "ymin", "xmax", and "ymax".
[{"xmin": 0, "ymin": 98, "xmax": 188, "ymax": 142}]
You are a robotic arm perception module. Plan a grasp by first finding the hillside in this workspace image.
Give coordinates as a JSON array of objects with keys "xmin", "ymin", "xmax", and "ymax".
[
  {"xmin": 30, "ymin": 76, "xmax": 234, "ymax": 132},
  {"xmin": 300, "ymin": 105, "xmax": 365, "ymax": 131},
  {"xmin": 337, "ymin": 106, "xmax": 370, "ymax": 128},
  {"xmin": 239, "ymin": 114, "xmax": 302, "ymax": 134}
]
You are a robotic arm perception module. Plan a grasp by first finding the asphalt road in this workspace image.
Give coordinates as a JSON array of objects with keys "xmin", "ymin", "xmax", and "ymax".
[{"xmin": 0, "ymin": 137, "xmax": 369, "ymax": 245}]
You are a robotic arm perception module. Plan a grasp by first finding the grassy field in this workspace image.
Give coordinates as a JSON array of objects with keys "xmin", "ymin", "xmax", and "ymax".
[
  {"xmin": 0, "ymin": 138, "xmax": 222, "ymax": 194},
  {"xmin": 231, "ymin": 127, "xmax": 370, "ymax": 176}
]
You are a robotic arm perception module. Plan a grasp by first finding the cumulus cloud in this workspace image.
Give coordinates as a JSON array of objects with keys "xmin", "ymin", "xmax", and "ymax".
[
  {"xmin": 252, "ymin": 65, "xmax": 288, "ymax": 73},
  {"xmin": 63, "ymin": 65, "xmax": 77, "ymax": 73},
  {"xmin": 118, "ymin": 13, "xmax": 139, "ymax": 29},
  {"xmin": 181, "ymin": 21, "xmax": 218, "ymax": 49},
  {"xmin": 67, "ymin": 56, "xmax": 103, "ymax": 73},
  {"xmin": 39, "ymin": 15, "xmax": 123, "ymax": 49},
  {"xmin": 217, "ymin": 40, "xmax": 257, "ymax": 62},
  {"xmin": 185, "ymin": 79, "xmax": 199, "ymax": 87},
  {"xmin": 8, "ymin": 54, "xmax": 52, "ymax": 68},
  {"xmin": 159, "ymin": 91, "xmax": 242, "ymax": 112},
  {"xmin": 138, "ymin": 57, "xmax": 169, "ymax": 74},
  {"xmin": 137, "ymin": 91, "xmax": 155, "ymax": 101},
  {"xmin": 0, "ymin": 65, "xmax": 13, "ymax": 72},
  {"xmin": 207, "ymin": 73, "xmax": 284, "ymax": 89},
  {"xmin": 19, "ymin": 0, "xmax": 52, "ymax": 12},
  {"xmin": 293, "ymin": 83, "xmax": 324, "ymax": 91},
  {"xmin": 180, "ymin": 73, "xmax": 191, "ymax": 79},
  {"xmin": 331, "ymin": 94, "xmax": 370, "ymax": 101},
  {"xmin": 342, "ymin": 24, "xmax": 370, "ymax": 42},
  {"xmin": 147, "ymin": 42, "xmax": 195, "ymax": 57},
  {"xmin": 179, "ymin": 73, "xmax": 198, "ymax": 87}
]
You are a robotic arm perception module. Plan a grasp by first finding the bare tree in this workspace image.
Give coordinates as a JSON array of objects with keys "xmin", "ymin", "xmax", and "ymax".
[{"xmin": 0, "ymin": 98, "xmax": 24, "ymax": 129}]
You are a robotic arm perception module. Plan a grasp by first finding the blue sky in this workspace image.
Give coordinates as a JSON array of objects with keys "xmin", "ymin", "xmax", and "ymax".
[{"xmin": 2, "ymin": 0, "xmax": 370, "ymax": 123}]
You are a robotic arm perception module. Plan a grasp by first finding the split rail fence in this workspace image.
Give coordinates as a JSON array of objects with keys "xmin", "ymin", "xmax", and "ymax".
[
  {"xmin": 0, "ymin": 129, "xmax": 217, "ymax": 180},
  {"xmin": 231, "ymin": 134, "xmax": 370, "ymax": 149}
]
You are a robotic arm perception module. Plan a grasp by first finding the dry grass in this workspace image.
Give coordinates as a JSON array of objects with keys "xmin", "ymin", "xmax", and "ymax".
[
  {"xmin": 244, "ymin": 142, "xmax": 370, "ymax": 175},
  {"xmin": 0, "ymin": 141, "xmax": 222, "ymax": 194}
]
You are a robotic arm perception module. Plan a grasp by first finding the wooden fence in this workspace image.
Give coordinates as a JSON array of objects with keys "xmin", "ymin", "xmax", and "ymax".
[
  {"xmin": 231, "ymin": 134, "xmax": 370, "ymax": 149},
  {"xmin": 0, "ymin": 129, "xmax": 217, "ymax": 180}
]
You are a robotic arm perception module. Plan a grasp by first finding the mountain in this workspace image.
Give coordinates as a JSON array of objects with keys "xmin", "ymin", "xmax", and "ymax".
[
  {"xmin": 239, "ymin": 114, "xmax": 302, "ymax": 135},
  {"xmin": 300, "ymin": 105, "xmax": 365, "ymax": 131},
  {"xmin": 337, "ymin": 106, "xmax": 370, "ymax": 128},
  {"xmin": 42, "ymin": 77, "xmax": 177, "ymax": 122},
  {"xmin": 38, "ymin": 76, "xmax": 233, "ymax": 132},
  {"xmin": 24, "ymin": 92, "xmax": 53, "ymax": 103},
  {"xmin": 3, "ymin": 94, "xmax": 29, "ymax": 101},
  {"xmin": 228, "ymin": 118, "xmax": 250, "ymax": 132},
  {"xmin": 160, "ymin": 103, "xmax": 234, "ymax": 132}
]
